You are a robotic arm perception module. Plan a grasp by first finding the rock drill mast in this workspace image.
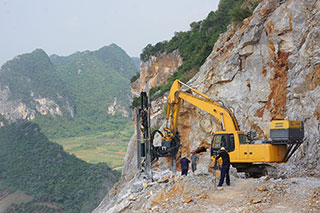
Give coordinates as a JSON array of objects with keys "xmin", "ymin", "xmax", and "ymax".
[
  {"xmin": 136, "ymin": 82, "xmax": 180, "ymax": 178},
  {"xmin": 136, "ymin": 83, "xmax": 153, "ymax": 179}
]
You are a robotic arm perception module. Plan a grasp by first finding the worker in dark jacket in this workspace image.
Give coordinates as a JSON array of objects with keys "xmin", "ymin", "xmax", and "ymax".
[
  {"xmin": 180, "ymin": 155, "xmax": 190, "ymax": 176},
  {"xmin": 215, "ymin": 147, "xmax": 230, "ymax": 187}
]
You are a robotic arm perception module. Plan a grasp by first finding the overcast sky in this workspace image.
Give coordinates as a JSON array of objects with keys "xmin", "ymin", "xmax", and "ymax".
[{"xmin": 0, "ymin": 0, "xmax": 220, "ymax": 66}]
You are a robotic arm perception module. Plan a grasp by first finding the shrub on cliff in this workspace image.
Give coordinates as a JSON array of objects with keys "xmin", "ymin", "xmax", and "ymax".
[
  {"xmin": 230, "ymin": 0, "xmax": 259, "ymax": 24},
  {"xmin": 130, "ymin": 72, "xmax": 140, "ymax": 83}
]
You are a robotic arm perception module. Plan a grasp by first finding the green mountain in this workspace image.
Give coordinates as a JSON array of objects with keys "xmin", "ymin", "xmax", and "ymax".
[
  {"xmin": 51, "ymin": 44, "xmax": 136, "ymax": 118},
  {"xmin": 0, "ymin": 44, "xmax": 138, "ymax": 138},
  {"xmin": 0, "ymin": 49, "xmax": 74, "ymax": 114},
  {"xmin": 0, "ymin": 121, "xmax": 119, "ymax": 212},
  {"xmin": 39, "ymin": 44, "xmax": 137, "ymax": 138}
]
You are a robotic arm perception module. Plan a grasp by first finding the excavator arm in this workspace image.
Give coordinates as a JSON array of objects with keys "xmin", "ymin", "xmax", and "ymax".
[{"xmin": 164, "ymin": 79, "xmax": 239, "ymax": 139}]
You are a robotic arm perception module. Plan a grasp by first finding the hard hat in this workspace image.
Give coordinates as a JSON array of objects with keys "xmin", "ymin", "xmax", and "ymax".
[{"xmin": 220, "ymin": 147, "xmax": 226, "ymax": 151}]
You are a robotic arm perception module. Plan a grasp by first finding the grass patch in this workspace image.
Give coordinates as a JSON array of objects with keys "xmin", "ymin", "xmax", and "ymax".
[{"xmin": 53, "ymin": 131, "xmax": 131, "ymax": 169}]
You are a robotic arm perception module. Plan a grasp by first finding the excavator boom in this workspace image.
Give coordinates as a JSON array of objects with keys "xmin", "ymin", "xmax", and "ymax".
[{"xmin": 166, "ymin": 80, "xmax": 240, "ymax": 135}]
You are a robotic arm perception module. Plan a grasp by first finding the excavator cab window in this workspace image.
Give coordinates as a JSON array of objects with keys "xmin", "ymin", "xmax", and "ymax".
[
  {"xmin": 211, "ymin": 134, "xmax": 235, "ymax": 154},
  {"xmin": 230, "ymin": 134, "xmax": 235, "ymax": 151},
  {"xmin": 239, "ymin": 134, "xmax": 246, "ymax": 144}
]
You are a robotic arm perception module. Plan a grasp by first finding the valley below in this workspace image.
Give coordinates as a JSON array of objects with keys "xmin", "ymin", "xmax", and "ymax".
[{"xmin": 54, "ymin": 129, "xmax": 133, "ymax": 170}]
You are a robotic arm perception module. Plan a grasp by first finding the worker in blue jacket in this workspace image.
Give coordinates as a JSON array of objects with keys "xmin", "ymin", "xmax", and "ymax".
[{"xmin": 180, "ymin": 155, "xmax": 190, "ymax": 176}]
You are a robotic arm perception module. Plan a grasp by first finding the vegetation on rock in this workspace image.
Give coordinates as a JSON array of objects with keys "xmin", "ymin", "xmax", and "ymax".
[
  {"xmin": 130, "ymin": 72, "xmax": 140, "ymax": 83},
  {"xmin": 230, "ymin": 0, "xmax": 259, "ymax": 24}
]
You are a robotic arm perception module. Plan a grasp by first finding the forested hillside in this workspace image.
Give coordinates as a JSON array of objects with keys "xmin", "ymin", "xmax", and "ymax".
[
  {"xmin": 0, "ymin": 49, "xmax": 74, "ymax": 118},
  {"xmin": 136, "ymin": 0, "xmax": 257, "ymax": 102},
  {"xmin": 0, "ymin": 49, "xmax": 70, "ymax": 105},
  {"xmin": 0, "ymin": 121, "xmax": 119, "ymax": 212}
]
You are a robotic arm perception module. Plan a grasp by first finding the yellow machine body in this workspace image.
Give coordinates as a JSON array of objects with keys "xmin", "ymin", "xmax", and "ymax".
[
  {"xmin": 211, "ymin": 131, "xmax": 287, "ymax": 163},
  {"xmin": 270, "ymin": 120, "xmax": 302, "ymax": 129}
]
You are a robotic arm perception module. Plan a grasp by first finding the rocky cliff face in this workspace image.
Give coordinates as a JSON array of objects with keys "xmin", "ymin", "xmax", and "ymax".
[
  {"xmin": 0, "ymin": 84, "xmax": 72, "ymax": 122},
  {"xmin": 94, "ymin": 0, "xmax": 320, "ymax": 211},
  {"xmin": 131, "ymin": 50, "xmax": 183, "ymax": 128},
  {"xmin": 187, "ymin": 0, "xmax": 320, "ymax": 172},
  {"xmin": 131, "ymin": 50, "xmax": 182, "ymax": 97}
]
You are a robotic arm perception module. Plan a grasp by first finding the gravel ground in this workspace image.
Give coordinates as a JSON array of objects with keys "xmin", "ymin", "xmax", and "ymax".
[{"xmin": 104, "ymin": 171, "xmax": 320, "ymax": 213}]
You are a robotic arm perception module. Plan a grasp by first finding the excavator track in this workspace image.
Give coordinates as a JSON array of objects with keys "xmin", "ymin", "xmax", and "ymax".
[
  {"xmin": 234, "ymin": 163, "xmax": 279, "ymax": 178},
  {"xmin": 246, "ymin": 164, "xmax": 278, "ymax": 178}
]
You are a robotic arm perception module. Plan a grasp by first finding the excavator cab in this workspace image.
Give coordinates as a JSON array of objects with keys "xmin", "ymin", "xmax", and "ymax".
[{"xmin": 210, "ymin": 132, "xmax": 237, "ymax": 156}]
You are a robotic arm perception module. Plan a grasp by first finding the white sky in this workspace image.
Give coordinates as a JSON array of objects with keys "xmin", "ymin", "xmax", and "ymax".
[{"xmin": 0, "ymin": 0, "xmax": 220, "ymax": 66}]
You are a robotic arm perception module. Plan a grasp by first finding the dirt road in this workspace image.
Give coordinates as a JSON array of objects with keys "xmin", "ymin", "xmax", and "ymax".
[{"xmin": 108, "ymin": 173, "xmax": 320, "ymax": 212}]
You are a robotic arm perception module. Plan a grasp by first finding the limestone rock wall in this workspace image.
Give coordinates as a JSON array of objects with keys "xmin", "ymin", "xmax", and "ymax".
[
  {"xmin": 131, "ymin": 50, "xmax": 182, "ymax": 97},
  {"xmin": 189, "ymin": 0, "xmax": 320, "ymax": 171}
]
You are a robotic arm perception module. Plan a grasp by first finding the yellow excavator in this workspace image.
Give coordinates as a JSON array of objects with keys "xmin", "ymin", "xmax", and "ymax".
[{"xmin": 157, "ymin": 79, "xmax": 304, "ymax": 177}]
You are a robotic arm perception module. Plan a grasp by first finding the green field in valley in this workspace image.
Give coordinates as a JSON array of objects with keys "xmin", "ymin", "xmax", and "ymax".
[{"xmin": 54, "ymin": 131, "xmax": 131, "ymax": 170}]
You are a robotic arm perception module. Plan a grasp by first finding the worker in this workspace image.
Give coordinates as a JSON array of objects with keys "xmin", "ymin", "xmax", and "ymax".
[
  {"xmin": 180, "ymin": 154, "xmax": 190, "ymax": 176},
  {"xmin": 191, "ymin": 150, "xmax": 199, "ymax": 173},
  {"xmin": 215, "ymin": 147, "xmax": 230, "ymax": 187}
]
